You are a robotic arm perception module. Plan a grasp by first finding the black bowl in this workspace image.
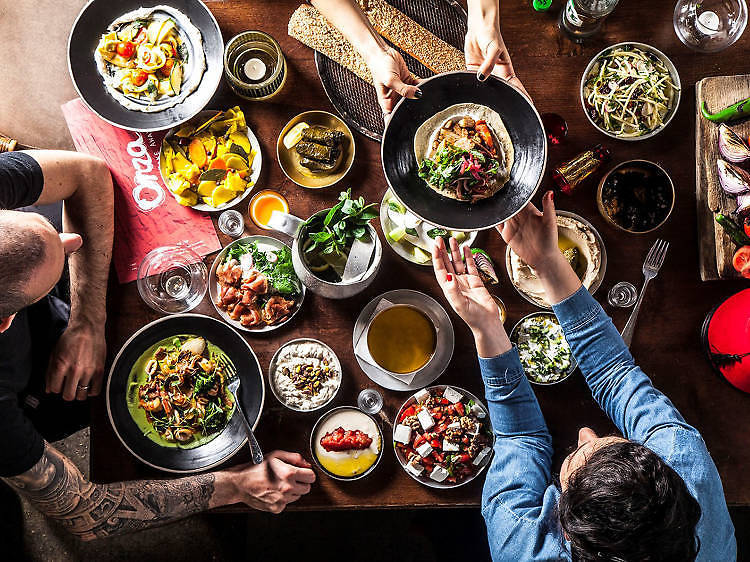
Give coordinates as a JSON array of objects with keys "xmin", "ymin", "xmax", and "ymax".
[
  {"xmin": 68, "ymin": 0, "xmax": 223, "ymax": 132},
  {"xmin": 106, "ymin": 314, "xmax": 264, "ymax": 473},
  {"xmin": 382, "ymin": 71, "xmax": 546, "ymax": 231}
]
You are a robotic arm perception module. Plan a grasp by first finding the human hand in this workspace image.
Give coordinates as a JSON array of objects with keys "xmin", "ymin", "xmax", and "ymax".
[
  {"xmin": 46, "ymin": 322, "xmax": 106, "ymax": 401},
  {"xmin": 228, "ymin": 451, "xmax": 316, "ymax": 514},
  {"xmin": 431, "ymin": 237, "xmax": 500, "ymax": 334},
  {"xmin": 367, "ymin": 47, "xmax": 421, "ymax": 114},
  {"xmin": 465, "ymin": 14, "xmax": 529, "ymax": 98},
  {"xmin": 497, "ymin": 191, "xmax": 562, "ymax": 275}
]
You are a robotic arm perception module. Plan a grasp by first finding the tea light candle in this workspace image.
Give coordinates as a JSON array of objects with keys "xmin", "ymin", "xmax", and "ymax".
[
  {"xmin": 244, "ymin": 58, "xmax": 266, "ymax": 81},
  {"xmin": 697, "ymin": 10, "xmax": 721, "ymax": 33}
]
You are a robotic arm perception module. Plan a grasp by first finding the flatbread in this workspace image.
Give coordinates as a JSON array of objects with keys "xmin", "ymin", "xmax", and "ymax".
[{"xmin": 414, "ymin": 103, "xmax": 514, "ymax": 202}]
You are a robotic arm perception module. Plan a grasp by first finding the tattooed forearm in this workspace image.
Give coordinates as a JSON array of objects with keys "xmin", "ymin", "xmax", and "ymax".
[{"xmin": 3, "ymin": 443, "xmax": 216, "ymax": 540}]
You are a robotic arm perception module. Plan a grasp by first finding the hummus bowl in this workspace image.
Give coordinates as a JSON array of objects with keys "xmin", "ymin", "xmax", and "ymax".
[{"xmin": 506, "ymin": 211, "xmax": 607, "ymax": 309}]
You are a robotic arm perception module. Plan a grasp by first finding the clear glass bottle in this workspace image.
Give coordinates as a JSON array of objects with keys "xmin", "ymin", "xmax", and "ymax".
[{"xmin": 561, "ymin": 0, "xmax": 620, "ymax": 42}]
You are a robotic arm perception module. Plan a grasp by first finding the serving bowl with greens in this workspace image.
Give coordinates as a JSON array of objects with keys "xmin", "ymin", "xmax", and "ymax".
[
  {"xmin": 581, "ymin": 42, "xmax": 680, "ymax": 141},
  {"xmin": 267, "ymin": 189, "xmax": 383, "ymax": 299},
  {"xmin": 510, "ymin": 312, "xmax": 577, "ymax": 385},
  {"xmin": 209, "ymin": 235, "xmax": 305, "ymax": 332}
]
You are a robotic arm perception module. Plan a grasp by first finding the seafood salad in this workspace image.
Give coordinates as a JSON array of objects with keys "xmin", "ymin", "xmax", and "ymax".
[
  {"xmin": 216, "ymin": 241, "xmax": 301, "ymax": 328},
  {"xmin": 94, "ymin": 6, "xmax": 206, "ymax": 112},
  {"xmin": 394, "ymin": 386, "xmax": 493, "ymax": 485},
  {"xmin": 134, "ymin": 336, "xmax": 234, "ymax": 445},
  {"xmin": 415, "ymin": 103, "xmax": 514, "ymax": 203}
]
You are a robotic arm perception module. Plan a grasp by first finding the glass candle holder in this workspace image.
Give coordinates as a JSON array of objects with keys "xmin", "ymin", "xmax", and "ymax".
[{"xmin": 224, "ymin": 31, "xmax": 287, "ymax": 100}]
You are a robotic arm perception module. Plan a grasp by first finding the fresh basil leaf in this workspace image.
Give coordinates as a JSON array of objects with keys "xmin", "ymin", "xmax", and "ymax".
[
  {"xmin": 352, "ymin": 226, "xmax": 366, "ymax": 239},
  {"xmin": 324, "ymin": 201, "xmax": 343, "ymax": 226},
  {"xmin": 426, "ymin": 227, "xmax": 448, "ymax": 239},
  {"xmin": 405, "ymin": 227, "xmax": 418, "ymax": 237},
  {"xmin": 341, "ymin": 198, "xmax": 356, "ymax": 215}
]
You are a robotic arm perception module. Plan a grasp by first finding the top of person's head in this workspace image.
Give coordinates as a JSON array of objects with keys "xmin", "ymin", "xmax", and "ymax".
[
  {"xmin": 558, "ymin": 440, "xmax": 701, "ymax": 561},
  {"xmin": 0, "ymin": 210, "xmax": 64, "ymax": 318}
]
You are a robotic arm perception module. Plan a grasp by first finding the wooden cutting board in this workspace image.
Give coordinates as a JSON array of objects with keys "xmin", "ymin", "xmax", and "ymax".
[{"xmin": 696, "ymin": 75, "xmax": 750, "ymax": 281}]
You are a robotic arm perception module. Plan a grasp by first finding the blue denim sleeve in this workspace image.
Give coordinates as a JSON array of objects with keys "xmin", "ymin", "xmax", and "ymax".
[{"xmin": 479, "ymin": 348, "xmax": 569, "ymax": 560}]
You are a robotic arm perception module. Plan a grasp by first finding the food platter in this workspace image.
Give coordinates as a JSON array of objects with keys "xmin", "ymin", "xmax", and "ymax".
[
  {"xmin": 106, "ymin": 314, "xmax": 264, "ymax": 473},
  {"xmin": 382, "ymin": 71, "xmax": 546, "ymax": 231},
  {"xmin": 392, "ymin": 385, "xmax": 494, "ymax": 488},
  {"xmin": 352, "ymin": 289, "xmax": 454, "ymax": 391},
  {"xmin": 68, "ymin": 0, "xmax": 223, "ymax": 132},
  {"xmin": 158, "ymin": 108, "xmax": 262, "ymax": 212},
  {"xmin": 510, "ymin": 312, "xmax": 578, "ymax": 385},
  {"xmin": 208, "ymin": 235, "xmax": 305, "ymax": 333}
]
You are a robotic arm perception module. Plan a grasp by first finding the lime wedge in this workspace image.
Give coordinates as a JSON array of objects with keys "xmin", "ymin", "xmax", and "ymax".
[
  {"xmin": 387, "ymin": 226, "xmax": 407, "ymax": 243},
  {"xmin": 413, "ymin": 246, "xmax": 431, "ymax": 263}
]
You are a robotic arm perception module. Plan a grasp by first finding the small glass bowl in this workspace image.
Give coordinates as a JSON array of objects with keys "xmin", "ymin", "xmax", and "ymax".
[
  {"xmin": 136, "ymin": 245, "xmax": 208, "ymax": 314},
  {"xmin": 223, "ymin": 31, "xmax": 287, "ymax": 101}
]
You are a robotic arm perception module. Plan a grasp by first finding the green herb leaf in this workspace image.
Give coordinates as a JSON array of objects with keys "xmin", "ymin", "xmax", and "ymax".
[
  {"xmin": 229, "ymin": 143, "xmax": 249, "ymax": 159},
  {"xmin": 199, "ymin": 169, "xmax": 228, "ymax": 182}
]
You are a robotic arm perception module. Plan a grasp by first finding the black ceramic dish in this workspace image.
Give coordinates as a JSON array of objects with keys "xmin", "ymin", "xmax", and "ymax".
[
  {"xmin": 106, "ymin": 314, "xmax": 265, "ymax": 473},
  {"xmin": 68, "ymin": 0, "xmax": 223, "ymax": 132},
  {"xmin": 382, "ymin": 71, "xmax": 547, "ymax": 231}
]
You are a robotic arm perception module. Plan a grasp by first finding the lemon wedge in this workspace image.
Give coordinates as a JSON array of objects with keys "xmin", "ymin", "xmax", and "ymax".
[{"xmin": 283, "ymin": 122, "xmax": 310, "ymax": 150}]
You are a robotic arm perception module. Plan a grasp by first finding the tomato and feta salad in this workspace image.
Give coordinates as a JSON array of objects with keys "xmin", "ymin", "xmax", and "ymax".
[{"xmin": 393, "ymin": 386, "xmax": 493, "ymax": 485}]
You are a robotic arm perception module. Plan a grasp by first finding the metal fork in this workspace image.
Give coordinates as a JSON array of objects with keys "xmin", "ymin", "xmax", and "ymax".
[
  {"xmin": 217, "ymin": 356, "xmax": 264, "ymax": 465},
  {"xmin": 621, "ymin": 239, "xmax": 670, "ymax": 348}
]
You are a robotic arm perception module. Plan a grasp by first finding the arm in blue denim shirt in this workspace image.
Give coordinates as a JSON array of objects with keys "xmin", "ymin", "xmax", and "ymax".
[
  {"xmin": 551, "ymin": 286, "xmax": 736, "ymax": 560},
  {"xmin": 479, "ymin": 348, "xmax": 568, "ymax": 560}
]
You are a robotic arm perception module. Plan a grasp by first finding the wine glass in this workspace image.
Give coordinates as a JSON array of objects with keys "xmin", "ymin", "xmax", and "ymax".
[
  {"xmin": 137, "ymin": 245, "xmax": 208, "ymax": 314},
  {"xmin": 674, "ymin": 0, "xmax": 748, "ymax": 52}
]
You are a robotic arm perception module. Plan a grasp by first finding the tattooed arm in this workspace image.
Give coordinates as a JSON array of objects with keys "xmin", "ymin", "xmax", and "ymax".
[{"xmin": 3, "ymin": 443, "xmax": 317, "ymax": 540}]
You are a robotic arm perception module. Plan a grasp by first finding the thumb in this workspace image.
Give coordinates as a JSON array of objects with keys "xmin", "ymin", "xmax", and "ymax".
[
  {"xmin": 541, "ymin": 190, "xmax": 557, "ymax": 230},
  {"xmin": 386, "ymin": 75, "xmax": 421, "ymax": 100},
  {"xmin": 267, "ymin": 450, "xmax": 312, "ymax": 468},
  {"xmin": 477, "ymin": 44, "xmax": 501, "ymax": 81}
]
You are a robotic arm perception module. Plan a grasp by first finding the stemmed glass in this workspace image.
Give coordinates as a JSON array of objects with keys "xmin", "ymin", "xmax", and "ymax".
[
  {"xmin": 674, "ymin": 0, "xmax": 748, "ymax": 52},
  {"xmin": 137, "ymin": 245, "xmax": 208, "ymax": 314}
]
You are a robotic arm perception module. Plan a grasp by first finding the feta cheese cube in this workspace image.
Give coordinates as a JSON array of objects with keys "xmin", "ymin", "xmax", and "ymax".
[
  {"xmin": 447, "ymin": 421, "xmax": 461, "ymax": 430},
  {"xmin": 467, "ymin": 422, "xmax": 480, "ymax": 436},
  {"xmin": 416, "ymin": 442, "xmax": 433, "ymax": 458},
  {"xmin": 443, "ymin": 387, "xmax": 463, "ymax": 404},
  {"xmin": 413, "ymin": 388, "xmax": 430, "ymax": 403},
  {"xmin": 443, "ymin": 439, "xmax": 460, "ymax": 452},
  {"xmin": 470, "ymin": 403, "xmax": 487, "ymax": 418},
  {"xmin": 429, "ymin": 465, "xmax": 449, "ymax": 483},
  {"xmin": 393, "ymin": 424, "xmax": 413, "ymax": 445},
  {"xmin": 473, "ymin": 446, "xmax": 492, "ymax": 466},
  {"xmin": 406, "ymin": 462, "xmax": 424, "ymax": 477},
  {"xmin": 417, "ymin": 409, "xmax": 435, "ymax": 431}
]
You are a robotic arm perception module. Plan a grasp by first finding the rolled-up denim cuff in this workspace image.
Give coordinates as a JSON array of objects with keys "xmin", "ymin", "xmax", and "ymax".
[
  {"xmin": 479, "ymin": 346, "xmax": 525, "ymax": 386},
  {"xmin": 551, "ymin": 285, "xmax": 601, "ymax": 332}
]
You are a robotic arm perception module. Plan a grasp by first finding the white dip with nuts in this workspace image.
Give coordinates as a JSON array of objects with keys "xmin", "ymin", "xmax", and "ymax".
[{"xmin": 272, "ymin": 341, "xmax": 340, "ymax": 411}]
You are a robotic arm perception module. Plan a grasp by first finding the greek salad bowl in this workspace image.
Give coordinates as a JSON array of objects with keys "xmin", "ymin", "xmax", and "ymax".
[
  {"xmin": 392, "ymin": 385, "xmax": 495, "ymax": 489},
  {"xmin": 580, "ymin": 42, "xmax": 681, "ymax": 142}
]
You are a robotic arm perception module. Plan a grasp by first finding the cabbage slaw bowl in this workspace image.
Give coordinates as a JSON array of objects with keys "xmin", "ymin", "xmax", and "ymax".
[{"xmin": 579, "ymin": 42, "xmax": 681, "ymax": 142}]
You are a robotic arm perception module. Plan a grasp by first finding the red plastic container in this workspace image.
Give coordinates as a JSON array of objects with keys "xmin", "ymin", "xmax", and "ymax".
[{"xmin": 702, "ymin": 289, "xmax": 750, "ymax": 393}]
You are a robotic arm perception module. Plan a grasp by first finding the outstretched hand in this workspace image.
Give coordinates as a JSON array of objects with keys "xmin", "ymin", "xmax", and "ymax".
[
  {"xmin": 368, "ymin": 47, "xmax": 421, "ymax": 114},
  {"xmin": 497, "ymin": 190, "xmax": 559, "ymax": 273}
]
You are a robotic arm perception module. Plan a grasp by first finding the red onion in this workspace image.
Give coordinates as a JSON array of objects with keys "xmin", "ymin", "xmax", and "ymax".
[
  {"xmin": 717, "ymin": 159, "xmax": 750, "ymax": 195},
  {"xmin": 718, "ymin": 124, "xmax": 750, "ymax": 164},
  {"xmin": 737, "ymin": 193, "xmax": 750, "ymax": 216}
]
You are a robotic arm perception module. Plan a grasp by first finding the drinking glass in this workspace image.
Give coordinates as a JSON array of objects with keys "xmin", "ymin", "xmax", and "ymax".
[
  {"xmin": 674, "ymin": 0, "xmax": 748, "ymax": 52},
  {"xmin": 137, "ymin": 245, "xmax": 208, "ymax": 314}
]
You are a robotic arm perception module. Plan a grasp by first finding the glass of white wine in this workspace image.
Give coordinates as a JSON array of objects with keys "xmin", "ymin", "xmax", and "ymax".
[
  {"xmin": 137, "ymin": 245, "xmax": 208, "ymax": 314},
  {"xmin": 674, "ymin": 0, "xmax": 748, "ymax": 52}
]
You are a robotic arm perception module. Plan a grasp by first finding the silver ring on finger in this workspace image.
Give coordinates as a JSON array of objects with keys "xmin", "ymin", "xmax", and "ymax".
[{"xmin": 77, "ymin": 384, "xmax": 89, "ymax": 391}]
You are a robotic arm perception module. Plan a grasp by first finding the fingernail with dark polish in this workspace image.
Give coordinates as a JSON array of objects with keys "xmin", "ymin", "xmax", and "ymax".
[
  {"xmin": 415, "ymin": 88, "xmax": 423, "ymax": 98},
  {"xmin": 477, "ymin": 72, "xmax": 486, "ymax": 81}
]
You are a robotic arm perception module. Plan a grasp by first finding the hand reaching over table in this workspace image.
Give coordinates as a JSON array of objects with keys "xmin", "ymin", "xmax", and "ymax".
[
  {"xmin": 46, "ymin": 321, "xmax": 107, "ymax": 401},
  {"xmin": 432, "ymin": 237, "xmax": 511, "ymax": 358}
]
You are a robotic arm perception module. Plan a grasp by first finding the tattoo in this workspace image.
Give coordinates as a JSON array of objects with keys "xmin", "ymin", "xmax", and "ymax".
[{"xmin": 3, "ymin": 443, "xmax": 215, "ymax": 540}]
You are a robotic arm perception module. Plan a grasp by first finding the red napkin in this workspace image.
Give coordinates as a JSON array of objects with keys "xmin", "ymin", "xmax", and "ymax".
[{"xmin": 61, "ymin": 99, "xmax": 220, "ymax": 284}]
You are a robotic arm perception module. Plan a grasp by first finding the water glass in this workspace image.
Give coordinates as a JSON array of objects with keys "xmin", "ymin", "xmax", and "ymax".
[
  {"xmin": 674, "ymin": 0, "xmax": 748, "ymax": 52},
  {"xmin": 137, "ymin": 245, "xmax": 208, "ymax": 314}
]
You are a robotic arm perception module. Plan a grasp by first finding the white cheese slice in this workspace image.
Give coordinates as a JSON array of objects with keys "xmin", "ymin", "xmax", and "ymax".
[
  {"xmin": 443, "ymin": 439, "xmax": 460, "ymax": 452},
  {"xmin": 393, "ymin": 424, "xmax": 413, "ymax": 445},
  {"xmin": 443, "ymin": 387, "xmax": 463, "ymax": 404},
  {"xmin": 473, "ymin": 446, "xmax": 492, "ymax": 466},
  {"xmin": 429, "ymin": 465, "xmax": 449, "ymax": 483},
  {"xmin": 417, "ymin": 409, "xmax": 435, "ymax": 431},
  {"xmin": 467, "ymin": 423, "xmax": 480, "ymax": 436},
  {"xmin": 447, "ymin": 421, "xmax": 461, "ymax": 430},
  {"xmin": 406, "ymin": 462, "xmax": 424, "ymax": 477},
  {"xmin": 470, "ymin": 403, "xmax": 487, "ymax": 419},
  {"xmin": 416, "ymin": 442, "xmax": 433, "ymax": 458},
  {"xmin": 413, "ymin": 389, "xmax": 430, "ymax": 403}
]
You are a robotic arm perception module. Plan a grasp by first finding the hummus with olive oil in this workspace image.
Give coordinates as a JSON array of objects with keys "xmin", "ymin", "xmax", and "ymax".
[{"xmin": 508, "ymin": 214, "xmax": 602, "ymax": 308}]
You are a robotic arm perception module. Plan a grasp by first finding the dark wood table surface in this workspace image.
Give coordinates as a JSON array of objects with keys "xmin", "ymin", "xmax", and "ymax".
[{"xmin": 92, "ymin": 0, "xmax": 750, "ymax": 508}]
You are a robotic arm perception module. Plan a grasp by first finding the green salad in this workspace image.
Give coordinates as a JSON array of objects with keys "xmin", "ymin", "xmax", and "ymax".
[{"xmin": 514, "ymin": 315, "xmax": 573, "ymax": 384}]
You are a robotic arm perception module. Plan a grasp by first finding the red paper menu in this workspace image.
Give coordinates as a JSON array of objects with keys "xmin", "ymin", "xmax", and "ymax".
[{"xmin": 61, "ymin": 98, "xmax": 221, "ymax": 284}]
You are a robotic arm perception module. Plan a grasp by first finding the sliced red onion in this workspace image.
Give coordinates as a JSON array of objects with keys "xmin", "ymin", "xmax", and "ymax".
[
  {"xmin": 717, "ymin": 159, "xmax": 750, "ymax": 195},
  {"xmin": 718, "ymin": 124, "xmax": 750, "ymax": 164},
  {"xmin": 737, "ymin": 193, "xmax": 750, "ymax": 216}
]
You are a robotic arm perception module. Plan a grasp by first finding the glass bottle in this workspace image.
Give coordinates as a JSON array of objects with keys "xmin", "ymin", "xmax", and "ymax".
[
  {"xmin": 561, "ymin": 0, "xmax": 620, "ymax": 42},
  {"xmin": 552, "ymin": 144, "xmax": 610, "ymax": 194}
]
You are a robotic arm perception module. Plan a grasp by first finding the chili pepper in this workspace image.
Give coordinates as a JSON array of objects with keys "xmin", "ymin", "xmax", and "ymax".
[
  {"xmin": 475, "ymin": 120, "xmax": 497, "ymax": 156},
  {"xmin": 716, "ymin": 213, "xmax": 750, "ymax": 246},
  {"xmin": 701, "ymin": 98, "xmax": 750, "ymax": 123}
]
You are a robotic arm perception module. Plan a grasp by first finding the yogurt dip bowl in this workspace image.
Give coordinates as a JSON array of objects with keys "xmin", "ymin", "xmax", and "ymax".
[
  {"xmin": 268, "ymin": 338, "xmax": 342, "ymax": 412},
  {"xmin": 310, "ymin": 406, "xmax": 383, "ymax": 481}
]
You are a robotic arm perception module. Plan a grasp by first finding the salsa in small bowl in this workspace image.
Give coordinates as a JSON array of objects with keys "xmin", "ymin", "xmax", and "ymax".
[{"xmin": 510, "ymin": 312, "xmax": 577, "ymax": 385}]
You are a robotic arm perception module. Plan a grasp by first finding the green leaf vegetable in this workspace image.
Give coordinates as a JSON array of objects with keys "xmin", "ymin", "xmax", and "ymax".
[
  {"xmin": 226, "ymin": 242, "xmax": 300, "ymax": 296},
  {"xmin": 304, "ymin": 189, "xmax": 378, "ymax": 257}
]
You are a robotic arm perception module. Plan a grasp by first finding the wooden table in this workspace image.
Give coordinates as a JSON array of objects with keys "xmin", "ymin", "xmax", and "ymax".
[{"xmin": 92, "ymin": 0, "xmax": 750, "ymax": 508}]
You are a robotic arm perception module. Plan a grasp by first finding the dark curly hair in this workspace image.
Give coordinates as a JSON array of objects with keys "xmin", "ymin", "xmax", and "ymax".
[{"xmin": 558, "ymin": 440, "xmax": 701, "ymax": 561}]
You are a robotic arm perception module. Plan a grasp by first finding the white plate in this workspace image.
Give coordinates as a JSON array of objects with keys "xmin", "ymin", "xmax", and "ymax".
[
  {"xmin": 159, "ymin": 109, "xmax": 262, "ymax": 212},
  {"xmin": 209, "ymin": 235, "xmax": 305, "ymax": 333},
  {"xmin": 379, "ymin": 189, "xmax": 477, "ymax": 266},
  {"xmin": 352, "ymin": 289, "xmax": 454, "ymax": 391},
  {"xmin": 393, "ymin": 385, "xmax": 495, "ymax": 489}
]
